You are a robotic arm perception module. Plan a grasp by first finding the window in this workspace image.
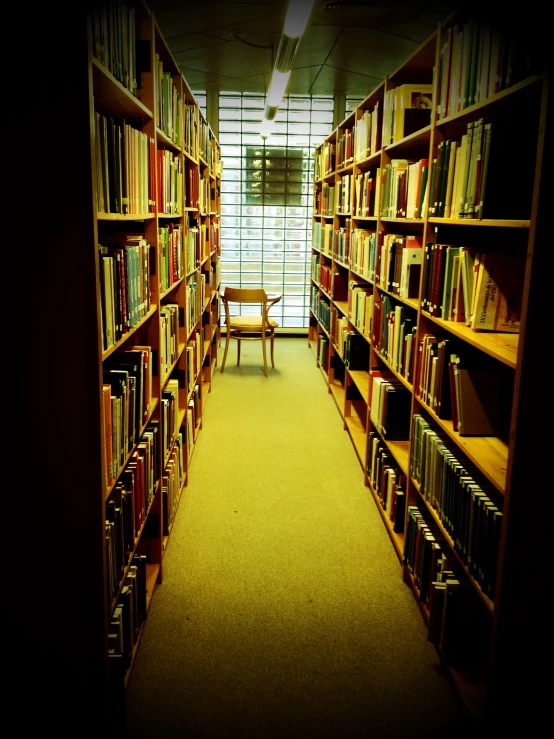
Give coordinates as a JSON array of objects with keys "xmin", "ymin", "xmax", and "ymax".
[
  {"xmin": 218, "ymin": 92, "xmax": 334, "ymax": 328},
  {"xmin": 345, "ymin": 96, "xmax": 364, "ymax": 119},
  {"xmin": 192, "ymin": 91, "xmax": 207, "ymax": 120}
]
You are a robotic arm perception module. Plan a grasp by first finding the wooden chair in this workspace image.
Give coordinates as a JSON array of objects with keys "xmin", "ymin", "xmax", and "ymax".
[{"xmin": 220, "ymin": 287, "xmax": 282, "ymax": 377}]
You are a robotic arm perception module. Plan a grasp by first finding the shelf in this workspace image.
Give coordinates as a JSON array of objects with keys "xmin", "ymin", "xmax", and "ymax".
[
  {"xmin": 367, "ymin": 479, "xmax": 405, "ymax": 564},
  {"xmin": 101, "ymin": 305, "xmax": 158, "ymax": 362},
  {"xmin": 329, "ymin": 379, "xmax": 345, "ymax": 418},
  {"xmin": 345, "ymin": 414, "xmax": 367, "ymax": 468},
  {"xmin": 97, "ymin": 212, "xmax": 156, "ymax": 221},
  {"xmin": 348, "ymin": 369, "xmax": 370, "ymax": 400},
  {"xmin": 92, "ymin": 57, "xmax": 153, "ymax": 121},
  {"xmin": 428, "ymin": 217, "xmax": 530, "ymax": 229},
  {"xmin": 421, "ymin": 311, "xmax": 518, "ymax": 368},
  {"xmin": 156, "ymin": 127, "xmax": 182, "ymax": 153},
  {"xmin": 334, "ymin": 300, "xmax": 348, "ymax": 315},
  {"xmin": 417, "ymin": 397, "xmax": 508, "ymax": 493},
  {"xmin": 88, "ymin": 5, "xmax": 223, "ymax": 721}
]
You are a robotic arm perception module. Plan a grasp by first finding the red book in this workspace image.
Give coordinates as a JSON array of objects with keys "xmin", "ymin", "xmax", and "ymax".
[
  {"xmin": 397, "ymin": 169, "xmax": 407, "ymax": 218},
  {"xmin": 429, "ymin": 242, "xmax": 446, "ymax": 315},
  {"xmin": 421, "ymin": 242, "xmax": 436, "ymax": 313}
]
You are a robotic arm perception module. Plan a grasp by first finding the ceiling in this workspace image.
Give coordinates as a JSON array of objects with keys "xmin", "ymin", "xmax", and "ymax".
[{"xmin": 145, "ymin": 0, "xmax": 461, "ymax": 100}]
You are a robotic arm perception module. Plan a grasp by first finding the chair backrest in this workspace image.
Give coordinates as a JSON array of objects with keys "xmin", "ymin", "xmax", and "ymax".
[{"xmin": 222, "ymin": 287, "xmax": 268, "ymax": 304}]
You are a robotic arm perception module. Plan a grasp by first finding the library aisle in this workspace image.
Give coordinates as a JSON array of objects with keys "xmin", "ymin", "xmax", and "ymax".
[{"xmin": 119, "ymin": 337, "xmax": 474, "ymax": 738}]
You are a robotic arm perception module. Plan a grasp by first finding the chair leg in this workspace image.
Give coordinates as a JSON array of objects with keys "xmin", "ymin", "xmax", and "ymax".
[
  {"xmin": 237, "ymin": 334, "xmax": 241, "ymax": 365},
  {"xmin": 261, "ymin": 330, "xmax": 268, "ymax": 376},
  {"xmin": 270, "ymin": 331, "xmax": 275, "ymax": 368},
  {"xmin": 220, "ymin": 328, "xmax": 230, "ymax": 373}
]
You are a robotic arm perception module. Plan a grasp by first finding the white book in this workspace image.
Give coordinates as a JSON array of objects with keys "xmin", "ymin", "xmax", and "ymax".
[{"xmin": 399, "ymin": 245, "xmax": 423, "ymax": 299}]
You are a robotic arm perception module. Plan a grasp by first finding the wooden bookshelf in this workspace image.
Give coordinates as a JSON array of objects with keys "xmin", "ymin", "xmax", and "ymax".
[
  {"xmin": 29, "ymin": 1, "xmax": 221, "ymax": 730},
  {"xmin": 309, "ymin": 8, "xmax": 550, "ymax": 727}
]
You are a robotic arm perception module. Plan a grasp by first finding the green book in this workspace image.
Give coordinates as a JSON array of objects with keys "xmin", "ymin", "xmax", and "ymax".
[
  {"xmin": 427, "ymin": 157, "xmax": 438, "ymax": 217},
  {"xmin": 440, "ymin": 245, "xmax": 461, "ymax": 319},
  {"xmin": 417, "ymin": 163, "xmax": 429, "ymax": 218}
]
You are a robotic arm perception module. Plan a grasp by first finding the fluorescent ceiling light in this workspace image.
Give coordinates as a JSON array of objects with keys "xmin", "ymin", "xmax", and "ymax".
[
  {"xmin": 274, "ymin": 34, "xmax": 299, "ymax": 72},
  {"xmin": 283, "ymin": 0, "xmax": 316, "ymax": 38},
  {"xmin": 260, "ymin": 118, "xmax": 275, "ymax": 139},
  {"xmin": 267, "ymin": 69, "xmax": 291, "ymax": 108}
]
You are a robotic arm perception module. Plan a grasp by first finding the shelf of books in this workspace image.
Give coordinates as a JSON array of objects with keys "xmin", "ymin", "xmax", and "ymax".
[
  {"xmin": 309, "ymin": 9, "xmax": 549, "ymax": 724},
  {"xmin": 85, "ymin": 0, "xmax": 223, "ymax": 724}
]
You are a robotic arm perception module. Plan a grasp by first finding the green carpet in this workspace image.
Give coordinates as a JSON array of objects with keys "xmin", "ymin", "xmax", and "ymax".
[{"xmin": 120, "ymin": 337, "xmax": 474, "ymax": 738}]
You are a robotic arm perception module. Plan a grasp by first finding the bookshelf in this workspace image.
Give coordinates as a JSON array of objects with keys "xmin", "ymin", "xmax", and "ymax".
[
  {"xmin": 29, "ymin": 1, "xmax": 221, "ymax": 729},
  {"xmin": 309, "ymin": 9, "xmax": 550, "ymax": 726}
]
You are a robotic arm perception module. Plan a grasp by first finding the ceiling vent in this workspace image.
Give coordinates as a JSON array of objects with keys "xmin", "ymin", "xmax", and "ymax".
[
  {"xmin": 316, "ymin": 1, "xmax": 387, "ymax": 21},
  {"xmin": 321, "ymin": 2, "xmax": 384, "ymax": 12}
]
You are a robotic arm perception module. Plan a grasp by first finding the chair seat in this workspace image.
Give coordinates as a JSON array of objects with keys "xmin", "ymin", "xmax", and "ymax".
[{"xmin": 228, "ymin": 315, "xmax": 279, "ymax": 331}]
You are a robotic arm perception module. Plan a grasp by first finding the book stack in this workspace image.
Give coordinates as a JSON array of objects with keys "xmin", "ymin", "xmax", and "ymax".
[
  {"xmin": 422, "ymin": 242, "xmax": 525, "ymax": 333},
  {"xmin": 369, "ymin": 369, "xmax": 411, "ymax": 440},
  {"xmin": 367, "ymin": 431, "xmax": 407, "ymax": 532},
  {"xmin": 354, "ymin": 102, "xmax": 380, "ymax": 160},
  {"xmin": 383, "ymin": 83, "xmax": 433, "ymax": 146}
]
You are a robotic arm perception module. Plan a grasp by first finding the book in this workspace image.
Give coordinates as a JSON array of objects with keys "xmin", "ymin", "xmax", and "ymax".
[
  {"xmin": 427, "ymin": 157, "xmax": 438, "ymax": 217},
  {"xmin": 471, "ymin": 251, "xmax": 525, "ymax": 332},
  {"xmin": 421, "ymin": 241, "xmax": 434, "ymax": 313},
  {"xmin": 399, "ymin": 237, "xmax": 423, "ymax": 299},
  {"xmin": 477, "ymin": 22, "xmax": 491, "ymax": 104},
  {"xmin": 439, "ymin": 577, "xmax": 491, "ymax": 669},
  {"xmin": 103, "ymin": 384, "xmax": 115, "ymax": 487},
  {"xmin": 449, "ymin": 139, "xmax": 464, "ymax": 220},
  {"xmin": 448, "ymin": 354, "xmax": 460, "ymax": 432},
  {"xmin": 437, "ymin": 27, "xmax": 452, "ymax": 119},
  {"xmin": 394, "ymin": 83, "xmax": 433, "ymax": 142},
  {"xmin": 475, "ymin": 121, "xmax": 492, "ymax": 219},
  {"xmin": 393, "ymin": 488, "xmax": 406, "ymax": 533},
  {"xmin": 434, "ymin": 338, "xmax": 453, "ymax": 419},
  {"xmin": 458, "ymin": 121, "xmax": 474, "ymax": 217},
  {"xmin": 442, "ymin": 140, "xmax": 458, "ymax": 218},
  {"xmin": 460, "ymin": 247, "xmax": 478, "ymax": 325},
  {"xmin": 452, "ymin": 361, "xmax": 503, "ymax": 436},
  {"xmin": 417, "ymin": 160, "xmax": 429, "ymax": 219},
  {"xmin": 450, "ymin": 254, "xmax": 465, "ymax": 322},
  {"xmin": 429, "ymin": 242, "xmax": 446, "ymax": 316},
  {"xmin": 439, "ymin": 245, "xmax": 460, "ymax": 320},
  {"xmin": 427, "ymin": 580, "xmax": 447, "ymax": 643},
  {"xmin": 381, "ymin": 383, "xmax": 411, "ymax": 440},
  {"xmin": 464, "ymin": 117, "xmax": 484, "ymax": 218},
  {"xmin": 436, "ymin": 139, "xmax": 452, "ymax": 218},
  {"xmin": 433, "ymin": 140, "xmax": 447, "ymax": 217}
]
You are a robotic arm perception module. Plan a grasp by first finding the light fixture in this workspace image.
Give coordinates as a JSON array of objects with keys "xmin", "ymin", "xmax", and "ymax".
[
  {"xmin": 283, "ymin": 0, "xmax": 315, "ymax": 37},
  {"xmin": 267, "ymin": 70, "xmax": 291, "ymax": 109},
  {"xmin": 260, "ymin": 118, "xmax": 275, "ymax": 140},
  {"xmin": 260, "ymin": 0, "xmax": 316, "ymax": 139}
]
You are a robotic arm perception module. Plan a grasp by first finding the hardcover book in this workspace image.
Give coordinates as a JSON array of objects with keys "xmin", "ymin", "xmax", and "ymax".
[
  {"xmin": 452, "ymin": 362, "xmax": 503, "ymax": 436},
  {"xmin": 471, "ymin": 251, "xmax": 525, "ymax": 332}
]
